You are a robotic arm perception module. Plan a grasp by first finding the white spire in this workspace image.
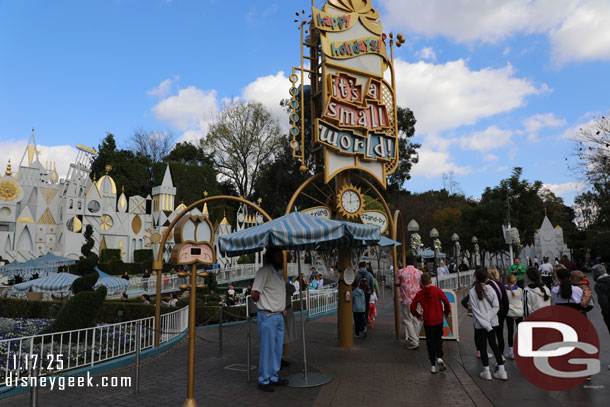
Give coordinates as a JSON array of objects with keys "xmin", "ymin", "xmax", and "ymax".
[{"xmin": 161, "ymin": 164, "xmax": 174, "ymax": 188}]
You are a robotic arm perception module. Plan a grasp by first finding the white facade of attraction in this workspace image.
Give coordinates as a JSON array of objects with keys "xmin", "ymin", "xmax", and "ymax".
[
  {"xmin": 0, "ymin": 134, "xmax": 234, "ymax": 264},
  {"xmin": 534, "ymin": 215, "xmax": 571, "ymax": 261}
]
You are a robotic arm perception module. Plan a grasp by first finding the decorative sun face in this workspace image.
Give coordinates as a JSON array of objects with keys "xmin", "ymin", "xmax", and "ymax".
[
  {"xmin": 337, "ymin": 184, "xmax": 363, "ymax": 219},
  {"xmin": 0, "ymin": 179, "xmax": 20, "ymax": 202}
]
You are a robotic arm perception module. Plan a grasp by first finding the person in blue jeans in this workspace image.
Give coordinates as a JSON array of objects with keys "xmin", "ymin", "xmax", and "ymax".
[{"xmin": 251, "ymin": 247, "xmax": 289, "ymax": 392}]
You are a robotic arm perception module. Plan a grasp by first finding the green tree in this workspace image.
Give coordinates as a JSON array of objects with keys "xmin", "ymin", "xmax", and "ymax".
[
  {"xmin": 462, "ymin": 168, "xmax": 575, "ymax": 254},
  {"xmin": 387, "ymin": 107, "xmax": 420, "ymax": 193},
  {"xmin": 396, "ymin": 189, "xmax": 475, "ymax": 251},
  {"xmin": 90, "ymin": 134, "xmax": 153, "ymax": 197}
]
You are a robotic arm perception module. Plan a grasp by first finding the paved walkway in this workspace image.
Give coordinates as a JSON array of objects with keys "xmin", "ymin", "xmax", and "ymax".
[{"xmin": 2, "ymin": 285, "xmax": 609, "ymax": 406}]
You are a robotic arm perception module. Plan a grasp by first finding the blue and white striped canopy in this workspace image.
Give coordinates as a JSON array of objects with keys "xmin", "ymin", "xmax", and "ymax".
[
  {"xmin": 378, "ymin": 236, "xmax": 402, "ymax": 247},
  {"xmin": 0, "ymin": 254, "xmax": 73, "ymax": 279},
  {"xmin": 218, "ymin": 211, "xmax": 381, "ymax": 256},
  {"xmin": 37, "ymin": 252, "xmax": 77, "ymax": 267},
  {"xmin": 13, "ymin": 272, "xmax": 79, "ymax": 292},
  {"xmin": 93, "ymin": 267, "xmax": 130, "ymax": 294}
]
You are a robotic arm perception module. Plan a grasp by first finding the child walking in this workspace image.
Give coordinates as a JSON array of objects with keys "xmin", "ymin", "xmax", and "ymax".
[
  {"xmin": 410, "ymin": 273, "xmax": 451, "ymax": 373},
  {"xmin": 570, "ymin": 270, "xmax": 594, "ymax": 313},
  {"xmin": 368, "ymin": 290, "xmax": 378, "ymax": 328},
  {"xmin": 353, "ymin": 279, "xmax": 367, "ymax": 337},
  {"xmin": 470, "ymin": 269, "xmax": 508, "ymax": 381},
  {"xmin": 504, "ymin": 274, "xmax": 523, "ymax": 359}
]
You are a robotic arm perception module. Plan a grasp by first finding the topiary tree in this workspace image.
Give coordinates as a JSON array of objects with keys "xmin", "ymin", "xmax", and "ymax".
[
  {"xmin": 72, "ymin": 270, "xmax": 99, "ymax": 294},
  {"xmin": 40, "ymin": 229, "xmax": 107, "ymax": 334},
  {"xmin": 76, "ymin": 224, "xmax": 99, "ymax": 276},
  {"xmin": 40, "ymin": 286, "xmax": 107, "ymax": 336}
]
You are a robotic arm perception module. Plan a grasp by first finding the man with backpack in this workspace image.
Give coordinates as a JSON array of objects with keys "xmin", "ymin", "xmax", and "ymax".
[{"xmin": 355, "ymin": 262, "xmax": 375, "ymax": 327}]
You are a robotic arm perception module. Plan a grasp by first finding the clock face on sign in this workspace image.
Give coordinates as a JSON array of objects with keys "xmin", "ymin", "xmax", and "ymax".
[
  {"xmin": 177, "ymin": 242, "xmax": 215, "ymax": 264},
  {"xmin": 337, "ymin": 184, "xmax": 363, "ymax": 218}
]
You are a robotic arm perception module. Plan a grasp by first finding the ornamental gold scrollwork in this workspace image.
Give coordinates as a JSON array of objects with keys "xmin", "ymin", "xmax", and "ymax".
[{"xmin": 327, "ymin": 0, "xmax": 383, "ymax": 35}]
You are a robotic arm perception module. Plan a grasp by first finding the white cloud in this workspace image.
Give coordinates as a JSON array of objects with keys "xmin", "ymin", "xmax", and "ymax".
[
  {"xmin": 147, "ymin": 76, "xmax": 179, "ymax": 98},
  {"xmin": 459, "ymin": 125, "xmax": 513, "ymax": 152},
  {"xmin": 151, "ymin": 86, "xmax": 219, "ymax": 142},
  {"xmin": 393, "ymin": 58, "xmax": 545, "ymax": 134},
  {"xmin": 543, "ymin": 182, "xmax": 586, "ymax": 196},
  {"xmin": 151, "ymin": 71, "xmax": 293, "ymax": 143},
  {"xmin": 559, "ymin": 114, "xmax": 599, "ymax": 140},
  {"xmin": 415, "ymin": 47, "xmax": 436, "ymax": 61},
  {"xmin": 549, "ymin": 0, "xmax": 610, "ymax": 65},
  {"xmin": 380, "ymin": 0, "xmax": 610, "ymax": 65},
  {"xmin": 483, "ymin": 154, "xmax": 500, "ymax": 163},
  {"xmin": 508, "ymin": 146, "xmax": 519, "ymax": 160},
  {"xmin": 522, "ymin": 112, "xmax": 567, "ymax": 142},
  {"xmin": 0, "ymin": 139, "xmax": 77, "ymax": 180},
  {"xmin": 380, "ymin": 0, "xmax": 574, "ymax": 43},
  {"xmin": 241, "ymin": 71, "xmax": 291, "ymax": 132},
  {"xmin": 410, "ymin": 148, "xmax": 472, "ymax": 178},
  {"xmin": 523, "ymin": 113, "xmax": 567, "ymax": 133}
]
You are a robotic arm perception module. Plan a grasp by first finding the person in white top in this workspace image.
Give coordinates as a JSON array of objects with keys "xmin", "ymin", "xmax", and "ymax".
[
  {"xmin": 251, "ymin": 247, "xmax": 288, "ymax": 391},
  {"xmin": 437, "ymin": 261, "xmax": 448, "ymax": 276},
  {"xmin": 469, "ymin": 269, "xmax": 508, "ymax": 381},
  {"xmin": 538, "ymin": 257, "xmax": 554, "ymax": 289},
  {"xmin": 522, "ymin": 267, "xmax": 551, "ymax": 317},
  {"xmin": 503, "ymin": 274, "xmax": 523, "ymax": 359},
  {"xmin": 291, "ymin": 277, "xmax": 300, "ymax": 293},
  {"xmin": 552, "ymin": 268, "xmax": 583, "ymax": 310}
]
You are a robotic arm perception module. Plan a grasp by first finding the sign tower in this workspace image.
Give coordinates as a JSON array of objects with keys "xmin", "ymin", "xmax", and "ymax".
[{"xmin": 288, "ymin": 0, "xmax": 405, "ymax": 348}]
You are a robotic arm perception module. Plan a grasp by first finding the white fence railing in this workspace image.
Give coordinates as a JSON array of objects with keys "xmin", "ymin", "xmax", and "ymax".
[
  {"xmin": 302, "ymin": 288, "xmax": 339, "ymax": 318},
  {"xmin": 215, "ymin": 262, "xmax": 312, "ymax": 284},
  {"xmin": 435, "ymin": 270, "xmax": 477, "ymax": 290},
  {"xmin": 0, "ymin": 306, "xmax": 188, "ymax": 385}
]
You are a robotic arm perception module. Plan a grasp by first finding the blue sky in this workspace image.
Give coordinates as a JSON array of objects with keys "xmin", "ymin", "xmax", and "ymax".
[{"xmin": 1, "ymin": 0, "xmax": 610, "ymax": 205}]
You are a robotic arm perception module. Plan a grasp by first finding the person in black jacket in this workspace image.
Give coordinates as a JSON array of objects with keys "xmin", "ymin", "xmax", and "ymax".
[
  {"xmin": 593, "ymin": 263, "xmax": 610, "ymax": 371},
  {"xmin": 593, "ymin": 264, "xmax": 610, "ymax": 335}
]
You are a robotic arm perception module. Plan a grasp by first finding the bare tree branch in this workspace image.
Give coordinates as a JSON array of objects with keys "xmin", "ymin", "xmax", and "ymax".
[
  {"xmin": 130, "ymin": 128, "xmax": 175, "ymax": 162},
  {"xmin": 201, "ymin": 101, "xmax": 282, "ymax": 198}
]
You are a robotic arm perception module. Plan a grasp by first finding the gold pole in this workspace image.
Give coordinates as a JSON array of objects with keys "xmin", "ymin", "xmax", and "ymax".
[
  {"xmin": 153, "ymin": 259, "xmax": 163, "ymax": 347},
  {"xmin": 183, "ymin": 263, "xmax": 198, "ymax": 407},
  {"xmin": 153, "ymin": 195, "xmax": 273, "ymax": 346},
  {"xmin": 392, "ymin": 210, "xmax": 403, "ymax": 340},
  {"xmin": 336, "ymin": 171, "xmax": 353, "ymax": 348}
]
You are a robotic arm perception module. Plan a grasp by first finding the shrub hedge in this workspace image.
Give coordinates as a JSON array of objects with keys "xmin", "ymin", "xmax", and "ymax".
[
  {"xmin": 97, "ymin": 261, "xmax": 175, "ymax": 276},
  {"xmin": 133, "ymin": 249, "xmax": 153, "ymax": 265},
  {"xmin": 0, "ymin": 297, "xmax": 175, "ymax": 324},
  {"xmin": 40, "ymin": 286, "xmax": 108, "ymax": 335},
  {"xmin": 0, "ymin": 299, "xmax": 250, "ymax": 327},
  {"xmin": 100, "ymin": 248, "xmax": 121, "ymax": 263}
]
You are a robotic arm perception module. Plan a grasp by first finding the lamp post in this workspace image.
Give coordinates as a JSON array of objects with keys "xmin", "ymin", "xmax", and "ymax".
[
  {"xmin": 430, "ymin": 228, "xmax": 439, "ymax": 285},
  {"xmin": 451, "ymin": 233, "xmax": 459, "ymax": 263},
  {"xmin": 451, "ymin": 233, "xmax": 460, "ymax": 287},
  {"xmin": 471, "ymin": 236, "xmax": 479, "ymax": 268},
  {"xmin": 407, "ymin": 219, "xmax": 420, "ymax": 269}
]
